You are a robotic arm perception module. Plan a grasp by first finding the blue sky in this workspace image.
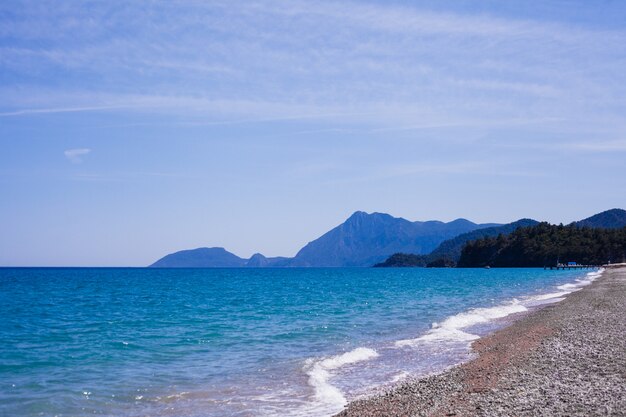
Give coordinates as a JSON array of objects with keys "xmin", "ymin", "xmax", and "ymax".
[{"xmin": 1, "ymin": 0, "xmax": 625, "ymax": 266}]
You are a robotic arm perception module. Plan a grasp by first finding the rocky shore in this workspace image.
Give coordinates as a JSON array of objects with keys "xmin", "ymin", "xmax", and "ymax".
[{"xmin": 337, "ymin": 266, "xmax": 626, "ymax": 416}]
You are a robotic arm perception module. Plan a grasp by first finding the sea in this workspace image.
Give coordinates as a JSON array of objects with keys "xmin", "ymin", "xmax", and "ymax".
[{"xmin": 0, "ymin": 267, "xmax": 601, "ymax": 417}]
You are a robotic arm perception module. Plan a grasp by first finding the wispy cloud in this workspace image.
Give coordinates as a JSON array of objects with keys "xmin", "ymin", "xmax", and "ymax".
[
  {"xmin": 0, "ymin": 0, "xmax": 624, "ymax": 149},
  {"xmin": 1, "ymin": 1, "xmax": 624, "ymax": 125},
  {"xmin": 569, "ymin": 140, "xmax": 626, "ymax": 152},
  {"xmin": 321, "ymin": 160, "xmax": 546, "ymax": 186},
  {"xmin": 494, "ymin": 138, "xmax": 626, "ymax": 153},
  {"xmin": 68, "ymin": 171, "xmax": 194, "ymax": 182},
  {"xmin": 64, "ymin": 148, "xmax": 91, "ymax": 164},
  {"xmin": 0, "ymin": 105, "xmax": 130, "ymax": 117}
]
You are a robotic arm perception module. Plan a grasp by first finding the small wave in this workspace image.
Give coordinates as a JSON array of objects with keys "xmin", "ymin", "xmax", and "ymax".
[
  {"xmin": 557, "ymin": 268, "xmax": 603, "ymax": 292},
  {"xmin": 396, "ymin": 301, "xmax": 527, "ymax": 347},
  {"xmin": 397, "ymin": 269, "xmax": 603, "ymax": 349},
  {"xmin": 304, "ymin": 347, "xmax": 379, "ymax": 408},
  {"xmin": 557, "ymin": 282, "xmax": 581, "ymax": 290},
  {"xmin": 528, "ymin": 269, "xmax": 603, "ymax": 304},
  {"xmin": 390, "ymin": 371, "xmax": 410, "ymax": 383},
  {"xmin": 528, "ymin": 291, "xmax": 571, "ymax": 301}
]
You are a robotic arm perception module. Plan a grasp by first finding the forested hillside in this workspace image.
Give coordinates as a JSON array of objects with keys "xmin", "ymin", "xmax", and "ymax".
[
  {"xmin": 374, "ymin": 219, "xmax": 537, "ymax": 267},
  {"xmin": 458, "ymin": 223, "xmax": 626, "ymax": 267}
]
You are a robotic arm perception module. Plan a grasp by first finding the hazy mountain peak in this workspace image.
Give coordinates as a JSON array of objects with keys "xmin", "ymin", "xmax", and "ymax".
[
  {"xmin": 246, "ymin": 253, "xmax": 269, "ymax": 267},
  {"xmin": 346, "ymin": 211, "xmax": 395, "ymax": 221},
  {"xmin": 150, "ymin": 247, "xmax": 245, "ymax": 268},
  {"xmin": 348, "ymin": 210, "xmax": 368, "ymax": 218},
  {"xmin": 287, "ymin": 212, "xmax": 496, "ymax": 267},
  {"xmin": 576, "ymin": 208, "xmax": 626, "ymax": 229},
  {"xmin": 345, "ymin": 211, "xmax": 369, "ymax": 223},
  {"xmin": 448, "ymin": 218, "xmax": 474, "ymax": 226}
]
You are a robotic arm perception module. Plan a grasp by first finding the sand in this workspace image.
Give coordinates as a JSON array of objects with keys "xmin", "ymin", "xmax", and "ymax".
[{"xmin": 336, "ymin": 266, "xmax": 626, "ymax": 416}]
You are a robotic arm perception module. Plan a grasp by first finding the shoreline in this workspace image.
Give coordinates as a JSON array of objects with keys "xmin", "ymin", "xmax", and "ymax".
[{"xmin": 336, "ymin": 265, "xmax": 626, "ymax": 416}]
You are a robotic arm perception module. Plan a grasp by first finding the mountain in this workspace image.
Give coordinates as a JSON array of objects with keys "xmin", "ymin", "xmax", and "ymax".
[
  {"xmin": 285, "ymin": 211, "xmax": 498, "ymax": 267},
  {"xmin": 575, "ymin": 208, "xmax": 626, "ymax": 229},
  {"xmin": 427, "ymin": 218, "xmax": 539, "ymax": 261},
  {"xmin": 375, "ymin": 209, "xmax": 626, "ymax": 268},
  {"xmin": 148, "ymin": 209, "xmax": 625, "ymax": 268},
  {"xmin": 150, "ymin": 247, "xmax": 288, "ymax": 268},
  {"xmin": 150, "ymin": 247, "xmax": 246, "ymax": 268},
  {"xmin": 374, "ymin": 218, "xmax": 538, "ymax": 267},
  {"xmin": 245, "ymin": 253, "xmax": 289, "ymax": 267},
  {"xmin": 458, "ymin": 222, "xmax": 626, "ymax": 267},
  {"xmin": 245, "ymin": 253, "xmax": 270, "ymax": 267},
  {"xmin": 149, "ymin": 211, "xmax": 499, "ymax": 267},
  {"xmin": 373, "ymin": 253, "xmax": 429, "ymax": 268}
]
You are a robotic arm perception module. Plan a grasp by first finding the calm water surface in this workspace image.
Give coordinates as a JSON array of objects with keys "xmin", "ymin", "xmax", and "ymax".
[{"xmin": 0, "ymin": 267, "xmax": 597, "ymax": 416}]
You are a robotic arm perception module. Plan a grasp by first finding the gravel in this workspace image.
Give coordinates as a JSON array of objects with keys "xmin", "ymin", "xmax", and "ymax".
[{"xmin": 336, "ymin": 266, "xmax": 626, "ymax": 416}]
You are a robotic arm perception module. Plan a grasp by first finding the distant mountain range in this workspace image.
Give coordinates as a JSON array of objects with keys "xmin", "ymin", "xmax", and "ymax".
[
  {"xmin": 149, "ymin": 208, "xmax": 626, "ymax": 268},
  {"xmin": 374, "ymin": 219, "xmax": 540, "ymax": 267},
  {"xmin": 151, "ymin": 247, "xmax": 245, "ymax": 268},
  {"xmin": 427, "ymin": 218, "xmax": 540, "ymax": 261},
  {"xmin": 285, "ymin": 211, "xmax": 498, "ymax": 267},
  {"xmin": 376, "ymin": 208, "xmax": 626, "ymax": 267},
  {"xmin": 150, "ymin": 211, "xmax": 499, "ymax": 267},
  {"xmin": 150, "ymin": 247, "xmax": 289, "ymax": 268}
]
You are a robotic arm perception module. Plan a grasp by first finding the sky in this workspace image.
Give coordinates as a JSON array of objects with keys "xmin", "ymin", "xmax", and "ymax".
[{"xmin": 1, "ymin": 0, "xmax": 625, "ymax": 266}]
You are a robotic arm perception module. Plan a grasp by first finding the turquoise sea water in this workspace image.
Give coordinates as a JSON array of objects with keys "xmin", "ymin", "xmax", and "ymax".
[{"xmin": 0, "ymin": 267, "xmax": 599, "ymax": 417}]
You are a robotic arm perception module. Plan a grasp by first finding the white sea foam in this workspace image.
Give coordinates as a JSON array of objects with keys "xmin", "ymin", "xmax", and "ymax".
[
  {"xmin": 397, "ymin": 270, "xmax": 604, "ymax": 349},
  {"xmin": 396, "ymin": 300, "xmax": 527, "ymax": 347},
  {"xmin": 557, "ymin": 283, "xmax": 581, "ymax": 290},
  {"xmin": 527, "ymin": 269, "xmax": 603, "ymax": 305},
  {"xmin": 528, "ymin": 291, "xmax": 571, "ymax": 301},
  {"xmin": 304, "ymin": 347, "xmax": 379, "ymax": 408},
  {"xmin": 391, "ymin": 371, "xmax": 410, "ymax": 383},
  {"xmin": 557, "ymin": 269, "xmax": 602, "ymax": 292},
  {"xmin": 283, "ymin": 269, "xmax": 605, "ymax": 417}
]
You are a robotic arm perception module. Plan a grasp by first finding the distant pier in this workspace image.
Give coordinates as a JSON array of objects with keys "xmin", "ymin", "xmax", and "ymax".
[{"xmin": 544, "ymin": 264, "xmax": 599, "ymax": 270}]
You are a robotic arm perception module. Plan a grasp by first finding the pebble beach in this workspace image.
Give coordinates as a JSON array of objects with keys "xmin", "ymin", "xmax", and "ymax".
[{"xmin": 337, "ymin": 265, "xmax": 626, "ymax": 416}]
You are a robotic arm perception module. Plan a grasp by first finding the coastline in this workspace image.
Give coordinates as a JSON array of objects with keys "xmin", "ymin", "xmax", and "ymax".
[{"xmin": 336, "ymin": 265, "xmax": 626, "ymax": 416}]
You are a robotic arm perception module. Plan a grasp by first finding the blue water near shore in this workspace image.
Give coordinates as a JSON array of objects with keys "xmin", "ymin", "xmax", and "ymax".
[{"xmin": 0, "ymin": 267, "xmax": 599, "ymax": 417}]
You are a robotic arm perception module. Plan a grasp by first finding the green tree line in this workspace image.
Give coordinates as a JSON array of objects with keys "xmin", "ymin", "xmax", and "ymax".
[{"xmin": 458, "ymin": 223, "xmax": 626, "ymax": 267}]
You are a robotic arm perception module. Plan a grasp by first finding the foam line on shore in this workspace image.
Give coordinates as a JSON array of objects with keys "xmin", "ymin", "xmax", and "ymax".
[
  {"xmin": 338, "ymin": 267, "xmax": 624, "ymax": 416},
  {"xmin": 305, "ymin": 269, "xmax": 604, "ymax": 416},
  {"xmin": 396, "ymin": 269, "xmax": 603, "ymax": 348},
  {"xmin": 396, "ymin": 300, "xmax": 528, "ymax": 347},
  {"xmin": 304, "ymin": 347, "xmax": 379, "ymax": 409},
  {"xmin": 529, "ymin": 269, "xmax": 601, "ymax": 302}
]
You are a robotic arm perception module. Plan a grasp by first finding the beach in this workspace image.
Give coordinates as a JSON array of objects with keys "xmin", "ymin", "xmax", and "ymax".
[
  {"xmin": 1, "ymin": 267, "xmax": 598, "ymax": 417},
  {"xmin": 337, "ymin": 265, "xmax": 626, "ymax": 416}
]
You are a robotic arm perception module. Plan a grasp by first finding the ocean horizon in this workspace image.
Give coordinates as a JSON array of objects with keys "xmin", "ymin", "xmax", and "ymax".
[{"xmin": 0, "ymin": 267, "xmax": 600, "ymax": 416}]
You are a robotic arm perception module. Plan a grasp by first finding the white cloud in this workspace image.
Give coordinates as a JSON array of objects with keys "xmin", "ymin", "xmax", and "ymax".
[
  {"xmin": 569, "ymin": 140, "xmax": 626, "ymax": 152},
  {"xmin": 0, "ymin": 105, "xmax": 129, "ymax": 117},
  {"xmin": 0, "ymin": 0, "xmax": 624, "ymax": 141},
  {"xmin": 64, "ymin": 148, "xmax": 91, "ymax": 164}
]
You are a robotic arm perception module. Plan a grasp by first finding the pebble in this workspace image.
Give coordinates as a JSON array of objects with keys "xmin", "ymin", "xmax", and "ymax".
[{"xmin": 337, "ymin": 268, "xmax": 626, "ymax": 416}]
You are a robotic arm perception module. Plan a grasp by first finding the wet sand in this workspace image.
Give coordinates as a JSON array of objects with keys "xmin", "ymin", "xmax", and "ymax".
[{"xmin": 337, "ymin": 266, "xmax": 626, "ymax": 416}]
